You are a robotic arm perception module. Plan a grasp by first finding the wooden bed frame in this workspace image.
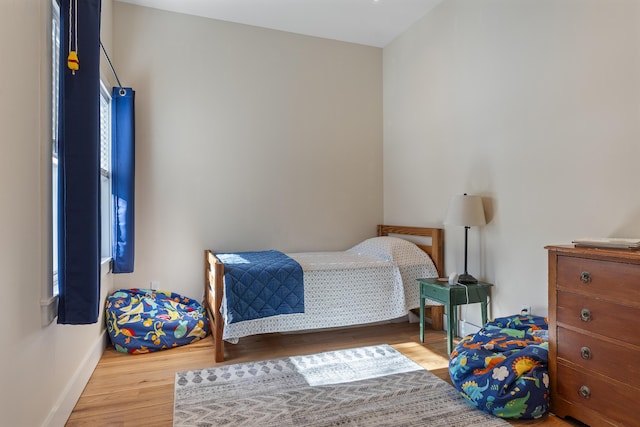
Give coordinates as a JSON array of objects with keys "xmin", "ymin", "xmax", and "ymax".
[{"xmin": 204, "ymin": 225, "xmax": 444, "ymax": 362}]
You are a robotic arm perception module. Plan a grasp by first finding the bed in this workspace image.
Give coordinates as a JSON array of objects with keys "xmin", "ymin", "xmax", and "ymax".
[{"xmin": 204, "ymin": 225, "xmax": 444, "ymax": 362}]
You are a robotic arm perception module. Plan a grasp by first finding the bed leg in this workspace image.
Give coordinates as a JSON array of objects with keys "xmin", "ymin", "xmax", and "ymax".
[
  {"xmin": 427, "ymin": 305, "xmax": 444, "ymax": 331},
  {"xmin": 205, "ymin": 249, "xmax": 226, "ymax": 362},
  {"xmin": 206, "ymin": 307, "xmax": 225, "ymax": 362},
  {"xmin": 214, "ymin": 326, "xmax": 224, "ymax": 363},
  {"xmin": 412, "ymin": 305, "xmax": 444, "ymax": 331}
]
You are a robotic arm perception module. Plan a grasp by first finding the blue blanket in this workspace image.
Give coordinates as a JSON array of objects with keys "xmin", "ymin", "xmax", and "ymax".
[{"xmin": 217, "ymin": 250, "xmax": 304, "ymax": 324}]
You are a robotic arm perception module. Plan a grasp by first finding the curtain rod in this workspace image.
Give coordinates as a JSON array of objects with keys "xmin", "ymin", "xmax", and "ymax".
[{"xmin": 99, "ymin": 40, "xmax": 126, "ymax": 95}]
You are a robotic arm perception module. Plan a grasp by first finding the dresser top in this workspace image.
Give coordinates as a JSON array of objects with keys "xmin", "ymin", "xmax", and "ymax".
[{"xmin": 546, "ymin": 244, "xmax": 640, "ymax": 263}]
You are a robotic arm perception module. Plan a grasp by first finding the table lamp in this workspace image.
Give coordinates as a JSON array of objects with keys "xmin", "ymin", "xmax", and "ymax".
[{"xmin": 445, "ymin": 193, "xmax": 486, "ymax": 284}]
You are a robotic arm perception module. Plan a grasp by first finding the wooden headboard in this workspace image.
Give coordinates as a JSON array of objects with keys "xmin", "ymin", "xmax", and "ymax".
[{"xmin": 377, "ymin": 224, "xmax": 444, "ymax": 277}]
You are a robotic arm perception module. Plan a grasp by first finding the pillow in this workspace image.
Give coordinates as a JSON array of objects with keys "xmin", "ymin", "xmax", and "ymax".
[{"xmin": 347, "ymin": 236, "xmax": 431, "ymax": 267}]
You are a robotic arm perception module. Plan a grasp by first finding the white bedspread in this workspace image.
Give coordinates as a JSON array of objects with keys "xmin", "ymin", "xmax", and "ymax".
[{"xmin": 221, "ymin": 237, "xmax": 439, "ymax": 342}]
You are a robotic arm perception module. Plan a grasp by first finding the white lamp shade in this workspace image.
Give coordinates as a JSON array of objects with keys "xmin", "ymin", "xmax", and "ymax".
[{"xmin": 445, "ymin": 194, "xmax": 486, "ymax": 227}]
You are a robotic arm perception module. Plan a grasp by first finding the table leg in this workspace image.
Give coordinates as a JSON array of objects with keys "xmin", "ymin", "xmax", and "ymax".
[
  {"xmin": 419, "ymin": 296, "xmax": 425, "ymax": 343},
  {"xmin": 446, "ymin": 302, "xmax": 455, "ymax": 355},
  {"xmin": 481, "ymin": 297, "xmax": 488, "ymax": 326}
]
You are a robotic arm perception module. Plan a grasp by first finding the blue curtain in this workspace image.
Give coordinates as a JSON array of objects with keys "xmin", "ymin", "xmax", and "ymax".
[
  {"xmin": 57, "ymin": 0, "xmax": 102, "ymax": 324},
  {"xmin": 112, "ymin": 88, "xmax": 135, "ymax": 273}
]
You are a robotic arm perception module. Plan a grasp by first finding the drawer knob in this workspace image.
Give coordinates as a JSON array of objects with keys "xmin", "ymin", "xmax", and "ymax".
[
  {"xmin": 580, "ymin": 308, "xmax": 591, "ymax": 322},
  {"xmin": 580, "ymin": 346, "xmax": 592, "ymax": 360},
  {"xmin": 580, "ymin": 271, "xmax": 591, "ymax": 283},
  {"xmin": 579, "ymin": 385, "xmax": 591, "ymax": 399}
]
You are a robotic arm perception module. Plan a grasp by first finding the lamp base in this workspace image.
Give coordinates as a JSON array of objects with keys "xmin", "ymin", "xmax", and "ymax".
[{"xmin": 457, "ymin": 272, "xmax": 478, "ymax": 284}]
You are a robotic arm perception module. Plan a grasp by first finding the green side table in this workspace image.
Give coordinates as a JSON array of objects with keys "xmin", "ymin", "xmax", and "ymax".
[{"xmin": 417, "ymin": 277, "xmax": 493, "ymax": 355}]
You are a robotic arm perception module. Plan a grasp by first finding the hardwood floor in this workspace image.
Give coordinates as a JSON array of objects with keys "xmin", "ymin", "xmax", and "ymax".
[{"xmin": 67, "ymin": 322, "xmax": 579, "ymax": 426}]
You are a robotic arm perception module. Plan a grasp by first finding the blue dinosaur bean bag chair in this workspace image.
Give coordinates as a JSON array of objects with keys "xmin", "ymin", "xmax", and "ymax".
[
  {"xmin": 106, "ymin": 288, "xmax": 209, "ymax": 354},
  {"xmin": 449, "ymin": 315, "xmax": 549, "ymax": 419}
]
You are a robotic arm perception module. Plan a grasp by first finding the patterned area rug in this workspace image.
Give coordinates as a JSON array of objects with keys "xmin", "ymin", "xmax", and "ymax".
[{"xmin": 173, "ymin": 344, "xmax": 510, "ymax": 426}]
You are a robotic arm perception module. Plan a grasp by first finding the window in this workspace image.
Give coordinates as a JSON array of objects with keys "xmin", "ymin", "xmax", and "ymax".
[
  {"xmin": 52, "ymin": 0, "xmax": 60, "ymax": 295},
  {"xmin": 51, "ymin": 0, "xmax": 112, "ymax": 297},
  {"xmin": 100, "ymin": 83, "xmax": 112, "ymax": 261}
]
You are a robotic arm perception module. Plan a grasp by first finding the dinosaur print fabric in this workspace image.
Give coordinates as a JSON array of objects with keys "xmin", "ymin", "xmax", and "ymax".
[
  {"xmin": 449, "ymin": 315, "xmax": 549, "ymax": 419},
  {"xmin": 106, "ymin": 288, "xmax": 209, "ymax": 354}
]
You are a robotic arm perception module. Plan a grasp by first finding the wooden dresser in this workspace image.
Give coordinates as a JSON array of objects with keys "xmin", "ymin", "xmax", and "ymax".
[{"xmin": 547, "ymin": 245, "xmax": 640, "ymax": 426}]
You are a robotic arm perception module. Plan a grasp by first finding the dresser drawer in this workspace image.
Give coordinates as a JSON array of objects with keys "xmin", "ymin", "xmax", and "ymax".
[
  {"xmin": 557, "ymin": 256, "xmax": 640, "ymax": 305},
  {"xmin": 557, "ymin": 327, "xmax": 640, "ymax": 385},
  {"xmin": 557, "ymin": 291, "xmax": 640, "ymax": 346},
  {"xmin": 556, "ymin": 363, "xmax": 638, "ymax": 427}
]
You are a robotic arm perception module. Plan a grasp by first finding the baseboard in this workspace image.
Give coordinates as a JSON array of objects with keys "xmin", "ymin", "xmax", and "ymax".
[
  {"xmin": 459, "ymin": 320, "xmax": 481, "ymax": 337},
  {"xmin": 43, "ymin": 329, "xmax": 108, "ymax": 427}
]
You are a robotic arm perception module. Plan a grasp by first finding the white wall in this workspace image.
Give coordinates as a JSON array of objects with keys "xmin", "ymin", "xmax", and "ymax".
[
  {"xmin": 0, "ymin": 1, "xmax": 114, "ymax": 426},
  {"xmin": 384, "ymin": 0, "xmax": 640, "ymax": 324},
  {"xmin": 0, "ymin": 3, "xmax": 378, "ymax": 424},
  {"xmin": 8, "ymin": 1, "xmax": 638, "ymax": 423},
  {"xmin": 111, "ymin": 3, "xmax": 383, "ymax": 299}
]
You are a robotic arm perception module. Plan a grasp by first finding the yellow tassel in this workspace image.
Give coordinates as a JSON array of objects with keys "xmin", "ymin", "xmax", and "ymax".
[{"xmin": 67, "ymin": 51, "xmax": 79, "ymax": 74}]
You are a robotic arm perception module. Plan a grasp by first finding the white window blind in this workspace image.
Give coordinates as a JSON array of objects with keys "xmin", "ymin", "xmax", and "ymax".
[
  {"xmin": 99, "ymin": 83, "xmax": 112, "ymax": 260},
  {"xmin": 52, "ymin": 0, "xmax": 60, "ymax": 296},
  {"xmin": 100, "ymin": 85, "xmax": 111, "ymax": 176}
]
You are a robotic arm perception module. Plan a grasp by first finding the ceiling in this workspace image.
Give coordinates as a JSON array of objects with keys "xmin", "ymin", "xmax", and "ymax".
[{"xmin": 115, "ymin": 0, "xmax": 444, "ymax": 48}]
